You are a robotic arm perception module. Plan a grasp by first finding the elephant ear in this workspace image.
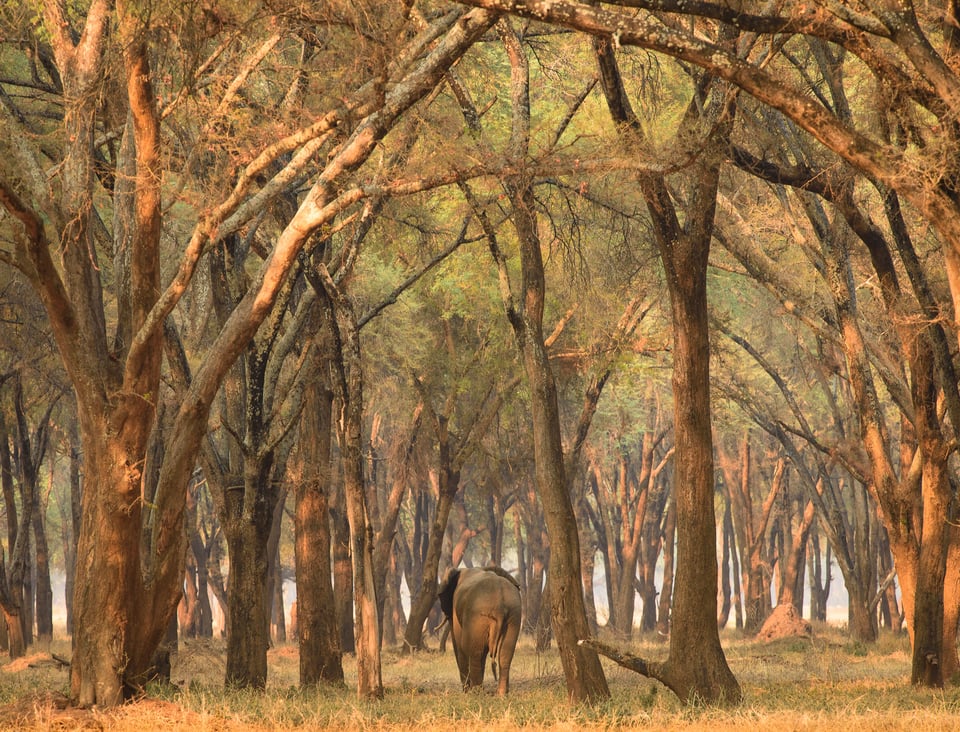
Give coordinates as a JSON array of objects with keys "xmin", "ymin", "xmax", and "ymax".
[{"xmin": 437, "ymin": 567, "xmax": 460, "ymax": 620}]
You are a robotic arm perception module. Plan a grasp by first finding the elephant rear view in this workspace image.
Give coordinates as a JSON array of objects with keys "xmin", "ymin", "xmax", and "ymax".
[{"xmin": 438, "ymin": 566, "xmax": 522, "ymax": 695}]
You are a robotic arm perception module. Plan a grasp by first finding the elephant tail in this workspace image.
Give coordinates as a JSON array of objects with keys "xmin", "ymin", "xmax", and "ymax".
[{"xmin": 490, "ymin": 616, "xmax": 508, "ymax": 682}]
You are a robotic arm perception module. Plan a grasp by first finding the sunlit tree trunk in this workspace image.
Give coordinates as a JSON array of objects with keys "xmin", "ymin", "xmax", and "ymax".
[{"xmin": 590, "ymin": 28, "xmax": 740, "ymax": 702}]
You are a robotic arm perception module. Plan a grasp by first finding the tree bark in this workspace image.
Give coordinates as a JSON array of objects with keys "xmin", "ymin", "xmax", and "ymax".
[
  {"xmin": 590, "ymin": 27, "xmax": 740, "ymax": 703},
  {"xmin": 317, "ymin": 268, "xmax": 383, "ymax": 699},
  {"xmin": 223, "ymin": 479, "xmax": 273, "ymax": 688},
  {"xmin": 480, "ymin": 18, "xmax": 610, "ymax": 703},
  {"xmin": 296, "ymin": 361, "xmax": 343, "ymax": 685},
  {"xmin": 402, "ymin": 468, "xmax": 459, "ymax": 652}
]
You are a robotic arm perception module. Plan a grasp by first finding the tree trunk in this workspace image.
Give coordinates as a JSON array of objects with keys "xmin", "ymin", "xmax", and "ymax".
[
  {"xmin": 910, "ymin": 356, "xmax": 951, "ymax": 686},
  {"xmin": 32, "ymin": 480, "xmax": 52, "ymax": 646},
  {"xmin": 717, "ymin": 497, "xmax": 734, "ymax": 630},
  {"xmin": 0, "ymin": 411, "xmax": 27, "ymax": 659},
  {"xmin": 180, "ymin": 562, "xmax": 199, "ymax": 638},
  {"xmin": 332, "ymin": 481, "xmax": 355, "ymax": 655},
  {"xmin": 71, "ymin": 433, "xmax": 152, "ymax": 704},
  {"xmin": 592, "ymin": 25, "xmax": 740, "ymax": 700},
  {"xmin": 402, "ymin": 471, "xmax": 458, "ymax": 652},
  {"xmin": 319, "ymin": 268, "xmax": 382, "ymax": 699},
  {"xmin": 272, "ymin": 543, "xmax": 286, "ymax": 644},
  {"xmin": 66, "ymin": 420, "xmax": 82, "ymax": 636},
  {"xmin": 517, "ymin": 480, "xmax": 549, "ymax": 635},
  {"xmin": 657, "ymin": 498, "xmax": 675, "ymax": 638},
  {"xmin": 807, "ymin": 524, "xmax": 826, "ymax": 623},
  {"xmin": 296, "ymin": 375, "xmax": 344, "ymax": 685},
  {"xmin": 660, "ymin": 208, "xmax": 741, "ymax": 702},
  {"xmin": 222, "ymin": 460, "xmax": 277, "ymax": 689},
  {"xmin": 941, "ymin": 530, "xmax": 960, "ymax": 678}
]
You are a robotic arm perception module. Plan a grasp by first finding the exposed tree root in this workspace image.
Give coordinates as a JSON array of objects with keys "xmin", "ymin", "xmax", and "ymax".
[
  {"xmin": 578, "ymin": 638, "xmax": 664, "ymax": 681},
  {"xmin": 579, "ymin": 638, "xmax": 743, "ymax": 706}
]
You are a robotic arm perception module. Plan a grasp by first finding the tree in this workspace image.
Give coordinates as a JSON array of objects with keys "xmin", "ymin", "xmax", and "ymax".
[
  {"xmin": 475, "ymin": 19, "xmax": 611, "ymax": 702},
  {"xmin": 456, "ymin": 0, "xmax": 960, "ymax": 690},
  {"xmin": 0, "ymin": 1, "xmax": 498, "ymax": 704}
]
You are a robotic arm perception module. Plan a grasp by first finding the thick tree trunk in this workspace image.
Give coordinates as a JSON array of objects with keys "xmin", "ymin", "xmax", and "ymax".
[
  {"xmin": 661, "ymin": 221, "xmax": 741, "ymax": 703},
  {"xmin": 847, "ymin": 584, "xmax": 878, "ymax": 645},
  {"xmin": 296, "ymin": 377, "xmax": 344, "ymax": 685},
  {"xmin": 222, "ymin": 463, "xmax": 277, "ymax": 689},
  {"xmin": 71, "ymin": 432, "xmax": 151, "ymax": 705},
  {"xmin": 594, "ymin": 23, "xmax": 740, "ymax": 700},
  {"xmin": 941, "ymin": 531, "xmax": 960, "ymax": 679},
  {"xmin": 910, "ymin": 369, "xmax": 951, "ymax": 686}
]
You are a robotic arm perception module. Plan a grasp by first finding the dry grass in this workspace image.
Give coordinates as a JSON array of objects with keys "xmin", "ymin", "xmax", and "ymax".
[{"xmin": 2, "ymin": 625, "xmax": 960, "ymax": 730}]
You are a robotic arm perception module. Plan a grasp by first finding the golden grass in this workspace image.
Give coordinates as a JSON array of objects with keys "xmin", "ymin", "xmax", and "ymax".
[{"xmin": 2, "ymin": 626, "xmax": 960, "ymax": 730}]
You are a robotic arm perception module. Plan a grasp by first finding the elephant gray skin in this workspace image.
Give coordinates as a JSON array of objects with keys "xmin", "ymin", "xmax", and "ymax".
[{"xmin": 437, "ymin": 566, "xmax": 522, "ymax": 695}]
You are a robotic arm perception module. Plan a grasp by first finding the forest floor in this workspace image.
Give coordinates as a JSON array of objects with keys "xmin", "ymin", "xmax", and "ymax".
[{"xmin": 1, "ymin": 624, "xmax": 959, "ymax": 730}]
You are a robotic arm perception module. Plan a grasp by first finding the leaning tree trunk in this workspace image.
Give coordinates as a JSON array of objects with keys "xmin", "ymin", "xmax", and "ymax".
[
  {"xmin": 479, "ymin": 18, "xmax": 609, "ymax": 703},
  {"xmin": 514, "ymin": 184, "xmax": 609, "ymax": 699},
  {"xmin": 402, "ymin": 472, "xmax": 458, "ymax": 652}
]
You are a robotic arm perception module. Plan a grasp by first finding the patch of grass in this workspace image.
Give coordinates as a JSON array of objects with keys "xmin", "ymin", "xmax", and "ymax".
[{"xmin": 2, "ymin": 626, "xmax": 956, "ymax": 730}]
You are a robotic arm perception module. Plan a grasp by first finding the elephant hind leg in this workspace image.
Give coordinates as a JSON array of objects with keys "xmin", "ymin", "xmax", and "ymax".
[
  {"xmin": 495, "ymin": 614, "xmax": 521, "ymax": 696},
  {"xmin": 466, "ymin": 648, "xmax": 487, "ymax": 690}
]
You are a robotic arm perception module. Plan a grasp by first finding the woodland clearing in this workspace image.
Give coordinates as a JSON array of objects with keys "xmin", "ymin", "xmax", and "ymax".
[{"xmin": 0, "ymin": 625, "xmax": 958, "ymax": 730}]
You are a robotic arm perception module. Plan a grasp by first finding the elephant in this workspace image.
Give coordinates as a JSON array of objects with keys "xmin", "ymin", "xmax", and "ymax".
[{"xmin": 437, "ymin": 566, "xmax": 522, "ymax": 695}]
